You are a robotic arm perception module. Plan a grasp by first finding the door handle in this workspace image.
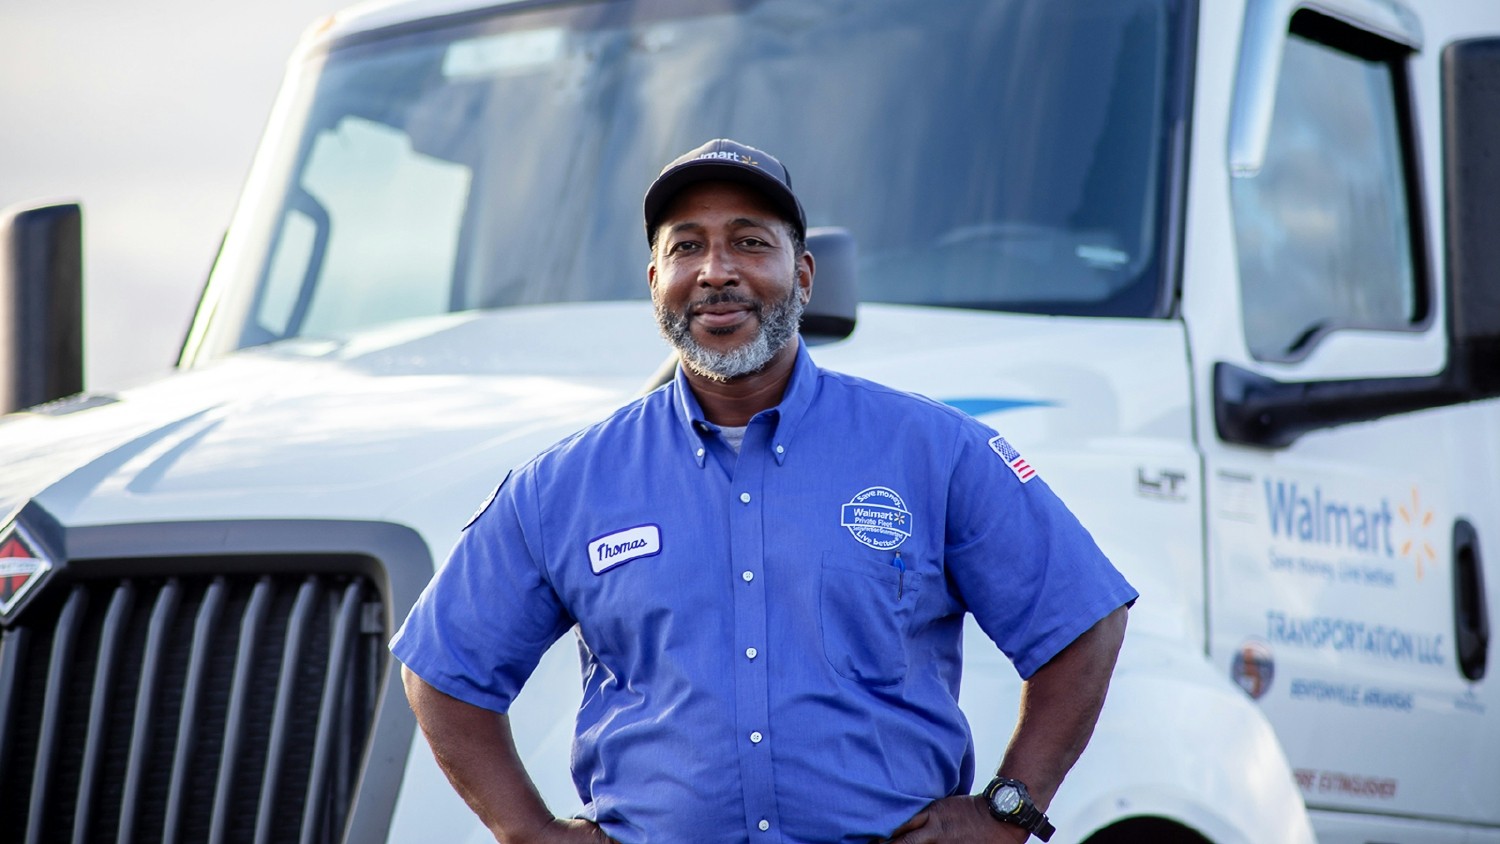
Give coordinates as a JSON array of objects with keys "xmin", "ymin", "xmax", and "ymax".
[{"xmin": 1453, "ymin": 519, "xmax": 1489, "ymax": 681}]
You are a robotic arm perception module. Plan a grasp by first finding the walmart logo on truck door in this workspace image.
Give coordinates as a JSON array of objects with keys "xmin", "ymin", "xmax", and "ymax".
[
  {"xmin": 1264, "ymin": 480, "xmax": 1393, "ymax": 557},
  {"xmin": 1258, "ymin": 478, "xmax": 1446, "ymax": 590}
]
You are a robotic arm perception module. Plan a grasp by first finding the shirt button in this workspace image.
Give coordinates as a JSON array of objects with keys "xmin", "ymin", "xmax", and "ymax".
[
  {"xmin": 775, "ymin": 444, "xmax": 785, "ymax": 454},
  {"xmin": 750, "ymin": 731, "xmax": 763, "ymax": 744},
  {"xmin": 741, "ymin": 570, "xmax": 754, "ymax": 582},
  {"xmin": 758, "ymin": 820, "xmax": 770, "ymax": 832},
  {"xmin": 696, "ymin": 448, "xmax": 705, "ymax": 458},
  {"xmin": 745, "ymin": 647, "xmax": 758, "ymax": 659},
  {"xmin": 739, "ymin": 492, "xmax": 751, "ymax": 504}
]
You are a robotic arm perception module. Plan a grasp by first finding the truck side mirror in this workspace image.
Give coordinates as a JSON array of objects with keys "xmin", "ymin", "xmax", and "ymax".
[
  {"xmin": 1, "ymin": 202, "xmax": 84, "ymax": 413},
  {"xmin": 1442, "ymin": 37, "xmax": 1500, "ymax": 395},
  {"xmin": 802, "ymin": 227, "xmax": 858, "ymax": 343}
]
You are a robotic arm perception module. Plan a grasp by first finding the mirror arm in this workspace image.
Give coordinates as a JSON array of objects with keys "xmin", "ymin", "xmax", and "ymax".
[{"xmin": 1213, "ymin": 361, "xmax": 1471, "ymax": 449}]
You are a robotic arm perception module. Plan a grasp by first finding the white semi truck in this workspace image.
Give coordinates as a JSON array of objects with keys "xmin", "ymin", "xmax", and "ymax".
[{"xmin": 3, "ymin": 0, "xmax": 1500, "ymax": 841}]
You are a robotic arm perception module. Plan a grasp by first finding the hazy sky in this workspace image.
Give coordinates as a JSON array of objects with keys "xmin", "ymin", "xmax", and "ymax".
[{"xmin": 1, "ymin": 1, "xmax": 347, "ymax": 391}]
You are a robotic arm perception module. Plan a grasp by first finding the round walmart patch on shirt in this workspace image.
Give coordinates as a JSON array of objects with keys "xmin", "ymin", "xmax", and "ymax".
[{"xmin": 840, "ymin": 486, "xmax": 912, "ymax": 550}]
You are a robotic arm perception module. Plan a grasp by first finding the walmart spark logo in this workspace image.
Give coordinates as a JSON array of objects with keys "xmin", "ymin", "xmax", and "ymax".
[{"xmin": 1395, "ymin": 487, "xmax": 1436, "ymax": 580}]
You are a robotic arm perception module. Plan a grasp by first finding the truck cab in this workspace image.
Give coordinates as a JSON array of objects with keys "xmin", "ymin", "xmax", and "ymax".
[{"xmin": 2, "ymin": 0, "xmax": 1499, "ymax": 841}]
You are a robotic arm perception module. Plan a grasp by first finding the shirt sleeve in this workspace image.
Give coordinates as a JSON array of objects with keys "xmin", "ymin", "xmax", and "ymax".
[
  {"xmin": 390, "ymin": 465, "xmax": 575, "ymax": 712},
  {"xmin": 943, "ymin": 423, "xmax": 1137, "ymax": 679}
]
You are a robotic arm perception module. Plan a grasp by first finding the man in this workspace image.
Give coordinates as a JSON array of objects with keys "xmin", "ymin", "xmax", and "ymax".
[{"xmin": 392, "ymin": 139, "xmax": 1136, "ymax": 843}]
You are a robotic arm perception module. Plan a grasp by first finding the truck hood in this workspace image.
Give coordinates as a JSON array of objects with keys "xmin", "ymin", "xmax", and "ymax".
[
  {"xmin": 2, "ymin": 304, "xmax": 665, "ymax": 533},
  {"xmin": 1, "ymin": 302, "xmax": 1191, "ymax": 554}
]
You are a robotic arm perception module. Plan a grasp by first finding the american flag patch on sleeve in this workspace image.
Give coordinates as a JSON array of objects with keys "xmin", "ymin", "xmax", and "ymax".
[{"xmin": 988, "ymin": 435, "xmax": 1036, "ymax": 483}]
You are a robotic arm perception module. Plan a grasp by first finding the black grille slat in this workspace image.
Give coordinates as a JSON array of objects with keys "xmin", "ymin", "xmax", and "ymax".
[
  {"xmin": 0, "ymin": 622, "xmax": 47, "ymax": 832},
  {"xmin": 117, "ymin": 579, "xmax": 182, "ymax": 844},
  {"xmin": 254, "ymin": 578, "xmax": 320, "ymax": 844},
  {"xmin": 0, "ymin": 625, "xmax": 31, "ymax": 779},
  {"xmin": 301, "ymin": 583, "xmax": 363, "ymax": 844},
  {"xmin": 71, "ymin": 581, "xmax": 136, "ymax": 844},
  {"xmin": 163, "ymin": 578, "xmax": 229, "ymax": 844},
  {"xmin": 2, "ymin": 568, "xmax": 384, "ymax": 844},
  {"xmin": 96, "ymin": 582, "xmax": 156, "ymax": 839},
  {"xmin": 209, "ymin": 577, "xmax": 274, "ymax": 844},
  {"xmin": 27, "ymin": 587, "xmax": 89, "ymax": 844},
  {"xmin": 140, "ymin": 581, "xmax": 209, "ymax": 841}
]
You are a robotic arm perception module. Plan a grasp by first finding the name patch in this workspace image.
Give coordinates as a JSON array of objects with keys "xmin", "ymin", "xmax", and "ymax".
[
  {"xmin": 841, "ymin": 486, "xmax": 912, "ymax": 550},
  {"xmin": 588, "ymin": 524, "xmax": 662, "ymax": 574}
]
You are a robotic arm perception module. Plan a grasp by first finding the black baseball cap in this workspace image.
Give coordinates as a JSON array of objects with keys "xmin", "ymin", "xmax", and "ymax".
[{"xmin": 643, "ymin": 139, "xmax": 807, "ymax": 244}]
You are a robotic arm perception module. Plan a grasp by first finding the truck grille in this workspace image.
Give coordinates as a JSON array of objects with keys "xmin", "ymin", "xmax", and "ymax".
[{"xmin": 0, "ymin": 571, "xmax": 384, "ymax": 844}]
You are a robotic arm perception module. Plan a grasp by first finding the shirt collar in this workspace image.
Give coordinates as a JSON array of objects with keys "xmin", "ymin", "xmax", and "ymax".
[{"xmin": 672, "ymin": 337, "xmax": 820, "ymax": 468}]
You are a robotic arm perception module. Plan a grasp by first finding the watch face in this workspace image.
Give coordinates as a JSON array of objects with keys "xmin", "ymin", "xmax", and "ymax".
[{"xmin": 993, "ymin": 785, "xmax": 1022, "ymax": 814}]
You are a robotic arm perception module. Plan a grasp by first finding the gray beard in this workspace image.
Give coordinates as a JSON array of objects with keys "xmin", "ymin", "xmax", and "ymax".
[{"xmin": 655, "ymin": 285, "xmax": 804, "ymax": 382}]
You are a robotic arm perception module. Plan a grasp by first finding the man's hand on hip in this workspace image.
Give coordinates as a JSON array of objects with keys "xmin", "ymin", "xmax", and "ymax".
[
  {"xmin": 508, "ymin": 818, "xmax": 619, "ymax": 844},
  {"xmin": 882, "ymin": 796, "xmax": 1029, "ymax": 843}
]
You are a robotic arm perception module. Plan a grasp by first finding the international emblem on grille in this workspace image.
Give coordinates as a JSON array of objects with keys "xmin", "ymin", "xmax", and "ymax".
[{"xmin": 0, "ymin": 522, "xmax": 51, "ymax": 618}]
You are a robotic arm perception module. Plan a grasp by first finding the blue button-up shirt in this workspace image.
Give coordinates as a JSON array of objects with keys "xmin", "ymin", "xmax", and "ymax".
[{"xmin": 392, "ymin": 340, "xmax": 1136, "ymax": 843}]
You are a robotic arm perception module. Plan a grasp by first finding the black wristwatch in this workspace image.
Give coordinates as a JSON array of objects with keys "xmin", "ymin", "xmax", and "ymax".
[{"xmin": 981, "ymin": 776, "xmax": 1055, "ymax": 841}]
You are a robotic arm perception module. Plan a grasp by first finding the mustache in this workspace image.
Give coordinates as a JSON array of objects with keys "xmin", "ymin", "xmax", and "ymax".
[{"xmin": 688, "ymin": 291, "xmax": 760, "ymax": 313}]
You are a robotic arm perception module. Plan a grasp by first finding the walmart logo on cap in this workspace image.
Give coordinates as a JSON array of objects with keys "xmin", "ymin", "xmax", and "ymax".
[{"xmin": 697, "ymin": 150, "xmax": 759, "ymax": 166}]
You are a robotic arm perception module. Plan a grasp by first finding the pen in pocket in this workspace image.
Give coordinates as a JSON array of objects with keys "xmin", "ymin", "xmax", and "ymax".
[{"xmin": 891, "ymin": 551, "xmax": 905, "ymax": 599}]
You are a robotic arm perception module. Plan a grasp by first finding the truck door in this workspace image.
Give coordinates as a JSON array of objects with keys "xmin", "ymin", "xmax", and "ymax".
[{"xmin": 1186, "ymin": 1, "xmax": 1495, "ymax": 838}]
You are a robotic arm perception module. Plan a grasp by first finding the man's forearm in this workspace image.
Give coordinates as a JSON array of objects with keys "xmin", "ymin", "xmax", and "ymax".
[
  {"xmin": 996, "ymin": 604, "xmax": 1129, "ymax": 808},
  {"xmin": 401, "ymin": 666, "xmax": 559, "ymax": 842},
  {"xmin": 883, "ymin": 608, "xmax": 1130, "ymax": 844}
]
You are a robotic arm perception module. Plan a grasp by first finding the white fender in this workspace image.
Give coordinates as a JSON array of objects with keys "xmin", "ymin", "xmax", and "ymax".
[{"xmin": 1056, "ymin": 633, "xmax": 1316, "ymax": 844}]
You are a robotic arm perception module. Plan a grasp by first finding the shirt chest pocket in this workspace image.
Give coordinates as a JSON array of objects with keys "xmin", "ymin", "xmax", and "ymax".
[{"xmin": 819, "ymin": 551, "xmax": 922, "ymax": 686}]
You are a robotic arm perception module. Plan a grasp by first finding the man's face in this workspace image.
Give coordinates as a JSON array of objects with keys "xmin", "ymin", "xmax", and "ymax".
[{"xmin": 648, "ymin": 181, "xmax": 813, "ymax": 382}]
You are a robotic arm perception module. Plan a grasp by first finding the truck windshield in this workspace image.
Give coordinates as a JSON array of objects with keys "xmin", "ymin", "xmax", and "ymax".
[{"xmin": 207, "ymin": 0, "xmax": 1185, "ymax": 351}]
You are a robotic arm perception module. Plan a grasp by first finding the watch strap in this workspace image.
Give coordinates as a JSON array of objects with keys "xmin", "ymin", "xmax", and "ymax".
[{"xmin": 982, "ymin": 776, "xmax": 1055, "ymax": 842}]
